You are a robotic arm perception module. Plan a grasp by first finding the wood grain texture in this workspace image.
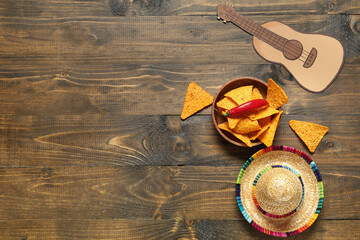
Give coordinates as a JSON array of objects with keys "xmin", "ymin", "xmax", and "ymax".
[
  {"xmin": 1, "ymin": 14, "xmax": 357, "ymax": 61},
  {"xmin": 1, "ymin": 0, "xmax": 359, "ymax": 239},
  {"xmin": 0, "ymin": 64, "xmax": 359, "ymax": 116},
  {"xmin": 0, "ymin": 14, "xmax": 359, "ymax": 115},
  {"xmin": 0, "ymin": 0, "xmax": 359, "ymax": 17},
  {"xmin": 0, "ymin": 114, "xmax": 359, "ymax": 167},
  {"xmin": 0, "ymin": 219, "xmax": 358, "ymax": 240},
  {"xmin": 0, "ymin": 166, "xmax": 358, "ymax": 221}
]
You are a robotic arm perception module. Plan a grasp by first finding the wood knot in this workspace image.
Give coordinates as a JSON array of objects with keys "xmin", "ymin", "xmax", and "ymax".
[
  {"xmin": 327, "ymin": 3, "xmax": 335, "ymax": 11},
  {"xmin": 320, "ymin": 140, "xmax": 340, "ymax": 152},
  {"xmin": 173, "ymin": 137, "xmax": 188, "ymax": 153},
  {"xmin": 185, "ymin": 219, "xmax": 194, "ymax": 227},
  {"xmin": 110, "ymin": 0, "xmax": 166, "ymax": 16},
  {"xmin": 326, "ymin": 141, "xmax": 334, "ymax": 148},
  {"xmin": 60, "ymin": 70, "xmax": 69, "ymax": 76},
  {"xmin": 41, "ymin": 168, "xmax": 53, "ymax": 178},
  {"xmin": 354, "ymin": 21, "xmax": 360, "ymax": 34},
  {"xmin": 349, "ymin": 16, "xmax": 360, "ymax": 36},
  {"xmin": 110, "ymin": 0, "xmax": 130, "ymax": 16},
  {"xmin": 165, "ymin": 116, "xmax": 181, "ymax": 133}
]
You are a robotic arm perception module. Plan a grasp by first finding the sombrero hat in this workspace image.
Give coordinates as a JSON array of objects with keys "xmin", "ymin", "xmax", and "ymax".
[{"xmin": 236, "ymin": 146, "xmax": 324, "ymax": 237}]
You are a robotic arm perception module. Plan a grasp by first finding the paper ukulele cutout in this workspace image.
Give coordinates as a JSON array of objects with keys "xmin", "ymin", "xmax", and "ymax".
[{"xmin": 217, "ymin": 3, "xmax": 345, "ymax": 93}]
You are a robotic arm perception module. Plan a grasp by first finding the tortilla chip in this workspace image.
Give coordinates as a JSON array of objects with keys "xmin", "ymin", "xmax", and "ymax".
[
  {"xmin": 227, "ymin": 117, "xmax": 241, "ymax": 129},
  {"xmin": 258, "ymin": 111, "xmax": 283, "ymax": 147},
  {"xmin": 250, "ymin": 107, "xmax": 280, "ymax": 120},
  {"xmin": 238, "ymin": 87, "xmax": 264, "ymax": 119},
  {"xmin": 181, "ymin": 82, "xmax": 214, "ymax": 120},
  {"xmin": 243, "ymin": 111, "xmax": 256, "ymax": 119},
  {"xmin": 266, "ymin": 79, "xmax": 288, "ymax": 109},
  {"xmin": 248, "ymin": 117, "xmax": 272, "ymax": 140},
  {"xmin": 216, "ymin": 96, "xmax": 237, "ymax": 110},
  {"xmin": 218, "ymin": 122, "xmax": 252, "ymax": 147},
  {"xmin": 258, "ymin": 116, "xmax": 272, "ymax": 126},
  {"xmin": 289, "ymin": 120, "xmax": 329, "ymax": 153},
  {"xmin": 252, "ymin": 87, "xmax": 263, "ymax": 100},
  {"xmin": 224, "ymin": 85, "xmax": 253, "ymax": 105},
  {"xmin": 232, "ymin": 116, "xmax": 261, "ymax": 134}
]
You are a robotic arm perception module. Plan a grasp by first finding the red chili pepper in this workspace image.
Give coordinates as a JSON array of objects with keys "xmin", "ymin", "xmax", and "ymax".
[{"xmin": 217, "ymin": 99, "xmax": 269, "ymax": 117}]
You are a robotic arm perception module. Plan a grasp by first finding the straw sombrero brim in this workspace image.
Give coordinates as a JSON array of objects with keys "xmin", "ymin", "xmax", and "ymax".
[{"xmin": 236, "ymin": 146, "xmax": 324, "ymax": 237}]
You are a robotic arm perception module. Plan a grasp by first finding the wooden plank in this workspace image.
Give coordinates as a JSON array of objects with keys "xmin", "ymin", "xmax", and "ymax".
[
  {"xmin": 0, "ymin": 219, "xmax": 358, "ymax": 240},
  {"xmin": 0, "ymin": 0, "xmax": 358, "ymax": 17},
  {"xmin": 0, "ymin": 64, "xmax": 359, "ymax": 116},
  {"xmin": 0, "ymin": 14, "xmax": 359, "ymax": 116},
  {"xmin": 0, "ymin": 218, "xmax": 358, "ymax": 240},
  {"xmin": 0, "ymin": 166, "xmax": 358, "ymax": 221},
  {"xmin": 0, "ymin": 15, "xmax": 357, "ymax": 61},
  {"xmin": 0, "ymin": 114, "xmax": 359, "ymax": 167},
  {"xmin": 195, "ymin": 220, "xmax": 360, "ymax": 240}
]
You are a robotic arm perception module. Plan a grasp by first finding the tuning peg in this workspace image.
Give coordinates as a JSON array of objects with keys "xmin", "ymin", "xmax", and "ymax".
[
  {"xmin": 223, "ymin": 20, "xmax": 227, "ymax": 23},
  {"xmin": 217, "ymin": 17, "xmax": 220, "ymax": 20}
]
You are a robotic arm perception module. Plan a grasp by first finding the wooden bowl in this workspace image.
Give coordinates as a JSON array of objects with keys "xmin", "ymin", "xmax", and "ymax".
[{"xmin": 211, "ymin": 77, "xmax": 268, "ymax": 147}]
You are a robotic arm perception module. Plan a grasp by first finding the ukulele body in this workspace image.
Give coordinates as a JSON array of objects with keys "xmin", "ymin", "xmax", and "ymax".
[{"xmin": 253, "ymin": 21, "xmax": 344, "ymax": 93}]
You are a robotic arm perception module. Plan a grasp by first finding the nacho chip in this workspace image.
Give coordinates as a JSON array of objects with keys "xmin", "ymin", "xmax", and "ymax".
[
  {"xmin": 224, "ymin": 85, "xmax": 253, "ymax": 105},
  {"xmin": 248, "ymin": 117, "xmax": 272, "ymax": 140},
  {"xmin": 266, "ymin": 79, "xmax": 288, "ymax": 109},
  {"xmin": 250, "ymin": 107, "xmax": 280, "ymax": 120},
  {"xmin": 232, "ymin": 116, "xmax": 261, "ymax": 134},
  {"xmin": 252, "ymin": 87, "xmax": 263, "ymax": 100},
  {"xmin": 258, "ymin": 111, "xmax": 283, "ymax": 147},
  {"xmin": 181, "ymin": 82, "xmax": 214, "ymax": 120},
  {"xmin": 218, "ymin": 122, "xmax": 252, "ymax": 147},
  {"xmin": 258, "ymin": 116, "xmax": 272, "ymax": 126},
  {"xmin": 227, "ymin": 117, "xmax": 241, "ymax": 129},
  {"xmin": 242, "ymin": 111, "xmax": 256, "ymax": 119},
  {"xmin": 289, "ymin": 120, "xmax": 329, "ymax": 153},
  {"xmin": 216, "ymin": 96, "xmax": 237, "ymax": 110}
]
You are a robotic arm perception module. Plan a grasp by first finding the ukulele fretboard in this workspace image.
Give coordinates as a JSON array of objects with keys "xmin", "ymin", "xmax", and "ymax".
[{"xmin": 231, "ymin": 12, "xmax": 287, "ymax": 51}]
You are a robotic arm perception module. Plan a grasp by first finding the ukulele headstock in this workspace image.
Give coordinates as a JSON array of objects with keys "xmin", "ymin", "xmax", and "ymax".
[{"xmin": 216, "ymin": 3, "xmax": 235, "ymax": 23}]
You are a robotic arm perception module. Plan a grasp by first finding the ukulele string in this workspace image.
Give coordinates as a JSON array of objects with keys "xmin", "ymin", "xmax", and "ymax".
[
  {"xmin": 241, "ymin": 20, "xmax": 309, "ymax": 59},
  {"xmin": 260, "ymin": 27, "xmax": 310, "ymax": 57},
  {"xmin": 285, "ymin": 40, "xmax": 310, "ymax": 54},
  {"xmin": 257, "ymin": 32, "xmax": 309, "ymax": 63},
  {"xmin": 262, "ymin": 38, "xmax": 310, "ymax": 63},
  {"xmin": 284, "ymin": 43, "xmax": 310, "ymax": 61},
  {"xmin": 267, "ymin": 37, "xmax": 310, "ymax": 61},
  {"xmin": 284, "ymin": 43, "xmax": 309, "ymax": 58},
  {"xmin": 283, "ymin": 47, "xmax": 309, "ymax": 60},
  {"xmin": 282, "ymin": 46, "xmax": 308, "ymax": 63},
  {"xmin": 232, "ymin": 15, "xmax": 311, "ymax": 61},
  {"xmin": 258, "ymin": 35, "xmax": 309, "ymax": 59}
]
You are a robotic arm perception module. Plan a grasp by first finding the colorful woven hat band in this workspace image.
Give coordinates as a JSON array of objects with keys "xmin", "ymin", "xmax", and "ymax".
[{"xmin": 251, "ymin": 165, "xmax": 305, "ymax": 218}]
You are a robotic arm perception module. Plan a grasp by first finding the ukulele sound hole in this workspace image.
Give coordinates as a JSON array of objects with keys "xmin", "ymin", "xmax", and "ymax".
[{"xmin": 283, "ymin": 40, "xmax": 303, "ymax": 60}]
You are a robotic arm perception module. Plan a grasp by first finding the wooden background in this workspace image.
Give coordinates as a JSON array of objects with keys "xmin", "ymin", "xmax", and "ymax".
[{"xmin": 0, "ymin": 0, "xmax": 359, "ymax": 239}]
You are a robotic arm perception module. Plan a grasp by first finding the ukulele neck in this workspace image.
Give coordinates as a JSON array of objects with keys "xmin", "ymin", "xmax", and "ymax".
[{"xmin": 230, "ymin": 12, "xmax": 287, "ymax": 51}]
